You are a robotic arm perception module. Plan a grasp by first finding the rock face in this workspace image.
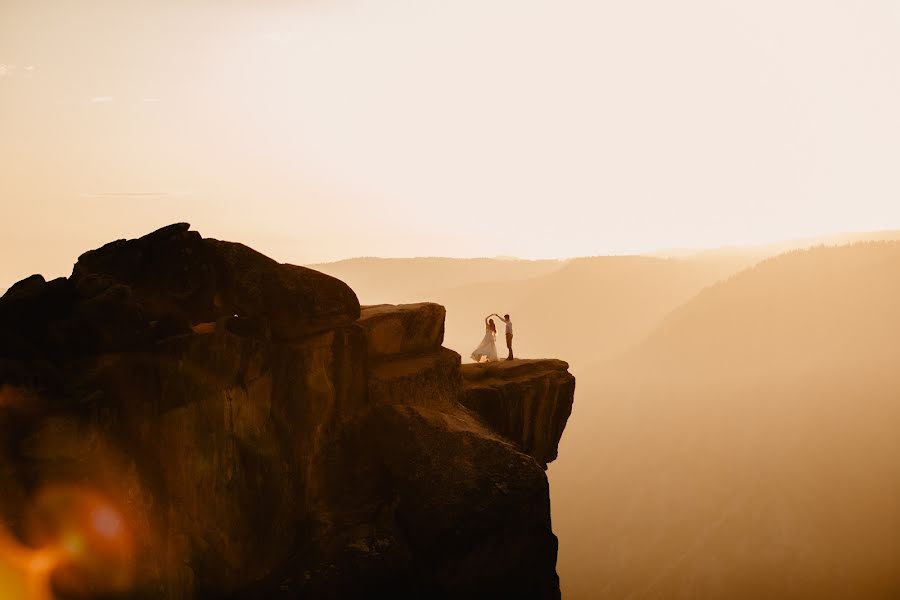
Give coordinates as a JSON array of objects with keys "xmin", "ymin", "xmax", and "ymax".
[
  {"xmin": 358, "ymin": 303, "xmax": 446, "ymax": 359},
  {"xmin": 0, "ymin": 225, "xmax": 575, "ymax": 599},
  {"xmin": 461, "ymin": 360, "xmax": 576, "ymax": 468}
]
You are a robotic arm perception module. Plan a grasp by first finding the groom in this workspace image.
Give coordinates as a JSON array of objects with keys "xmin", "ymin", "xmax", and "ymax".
[{"xmin": 493, "ymin": 313, "xmax": 514, "ymax": 360}]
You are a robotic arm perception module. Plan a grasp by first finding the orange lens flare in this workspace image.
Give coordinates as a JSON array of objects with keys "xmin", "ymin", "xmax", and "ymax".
[
  {"xmin": 89, "ymin": 506, "xmax": 123, "ymax": 540},
  {"xmin": 0, "ymin": 532, "xmax": 60, "ymax": 600},
  {"xmin": 1, "ymin": 485, "xmax": 137, "ymax": 599}
]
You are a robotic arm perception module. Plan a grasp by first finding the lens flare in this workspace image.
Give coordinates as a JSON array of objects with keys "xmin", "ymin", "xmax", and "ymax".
[
  {"xmin": 89, "ymin": 506, "xmax": 122, "ymax": 540},
  {"xmin": 60, "ymin": 533, "xmax": 84, "ymax": 559},
  {"xmin": 0, "ymin": 530, "xmax": 59, "ymax": 600},
  {"xmin": 0, "ymin": 485, "xmax": 137, "ymax": 599}
]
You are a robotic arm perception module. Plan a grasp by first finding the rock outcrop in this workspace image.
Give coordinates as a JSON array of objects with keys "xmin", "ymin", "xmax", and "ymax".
[
  {"xmin": 0, "ymin": 225, "xmax": 575, "ymax": 599},
  {"xmin": 461, "ymin": 360, "xmax": 576, "ymax": 468},
  {"xmin": 358, "ymin": 303, "xmax": 446, "ymax": 359}
]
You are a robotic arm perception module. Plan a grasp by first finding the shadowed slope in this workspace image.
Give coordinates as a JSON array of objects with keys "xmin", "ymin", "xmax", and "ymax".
[{"xmin": 553, "ymin": 241, "xmax": 900, "ymax": 599}]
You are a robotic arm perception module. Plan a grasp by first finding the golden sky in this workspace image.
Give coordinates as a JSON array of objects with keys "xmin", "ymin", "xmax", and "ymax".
[{"xmin": 2, "ymin": 0, "xmax": 900, "ymax": 288}]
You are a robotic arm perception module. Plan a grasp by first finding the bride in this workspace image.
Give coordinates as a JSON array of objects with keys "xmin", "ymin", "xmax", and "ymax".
[{"xmin": 471, "ymin": 315, "xmax": 499, "ymax": 362}]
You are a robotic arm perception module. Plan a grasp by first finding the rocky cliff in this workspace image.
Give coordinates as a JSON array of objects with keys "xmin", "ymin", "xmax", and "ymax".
[
  {"xmin": 461, "ymin": 360, "xmax": 575, "ymax": 469},
  {"xmin": 0, "ymin": 224, "xmax": 575, "ymax": 599}
]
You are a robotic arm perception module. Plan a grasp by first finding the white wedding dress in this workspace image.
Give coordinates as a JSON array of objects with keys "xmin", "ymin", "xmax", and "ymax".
[{"xmin": 471, "ymin": 325, "xmax": 499, "ymax": 362}]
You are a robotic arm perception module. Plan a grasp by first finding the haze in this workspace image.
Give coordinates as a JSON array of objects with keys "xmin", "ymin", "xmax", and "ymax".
[
  {"xmin": 4, "ymin": 0, "xmax": 900, "ymax": 290},
  {"xmin": 5, "ymin": 2, "xmax": 900, "ymax": 596}
]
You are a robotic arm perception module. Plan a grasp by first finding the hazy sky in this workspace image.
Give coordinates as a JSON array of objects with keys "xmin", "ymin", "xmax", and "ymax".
[{"xmin": 2, "ymin": 0, "xmax": 900, "ymax": 288}]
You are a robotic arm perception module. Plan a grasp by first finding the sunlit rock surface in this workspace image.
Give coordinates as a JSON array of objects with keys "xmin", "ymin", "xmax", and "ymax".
[
  {"xmin": 358, "ymin": 302, "xmax": 446, "ymax": 359},
  {"xmin": 0, "ymin": 226, "xmax": 574, "ymax": 599},
  {"xmin": 461, "ymin": 360, "xmax": 575, "ymax": 468}
]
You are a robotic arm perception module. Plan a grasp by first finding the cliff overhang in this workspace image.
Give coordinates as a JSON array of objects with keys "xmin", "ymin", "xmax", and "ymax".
[{"xmin": 461, "ymin": 359, "xmax": 575, "ymax": 469}]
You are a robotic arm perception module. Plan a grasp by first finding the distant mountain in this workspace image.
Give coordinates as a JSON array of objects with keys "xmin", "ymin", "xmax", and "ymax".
[
  {"xmin": 312, "ymin": 255, "xmax": 752, "ymax": 366},
  {"xmin": 634, "ymin": 241, "xmax": 900, "ymax": 375},
  {"xmin": 308, "ymin": 257, "xmax": 566, "ymax": 304},
  {"xmin": 432, "ymin": 254, "xmax": 752, "ymax": 365},
  {"xmin": 552, "ymin": 241, "xmax": 900, "ymax": 599}
]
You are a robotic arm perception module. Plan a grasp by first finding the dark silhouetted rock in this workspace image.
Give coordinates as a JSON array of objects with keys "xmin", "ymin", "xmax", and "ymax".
[
  {"xmin": 367, "ymin": 402, "xmax": 560, "ymax": 599},
  {"xmin": 68, "ymin": 223, "xmax": 360, "ymax": 341},
  {"xmin": 0, "ymin": 227, "xmax": 574, "ymax": 600},
  {"xmin": 207, "ymin": 240, "xmax": 360, "ymax": 339}
]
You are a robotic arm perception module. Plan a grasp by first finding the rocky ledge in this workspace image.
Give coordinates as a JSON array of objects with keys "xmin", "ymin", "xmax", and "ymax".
[
  {"xmin": 0, "ymin": 224, "xmax": 575, "ymax": 599},
  {"xmin": 461, "ymin": 360, "xmax": 575, "ymax": 468}
]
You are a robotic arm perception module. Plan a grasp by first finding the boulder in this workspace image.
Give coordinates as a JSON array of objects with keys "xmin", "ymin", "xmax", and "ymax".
[
  {"xmin": 68, "ymin": 223, "xmax": 361, "ymax": 340},
  {"xmin": 367, "ymin": 348, "xmax": 463, "ymax": 408},
  {"xmin": 358, "ymin": 303, "xmax": 445, "ymax": 360},
  {"xmin": 361, "ymin": 304, "xmax": 461, "ymax": 409}
]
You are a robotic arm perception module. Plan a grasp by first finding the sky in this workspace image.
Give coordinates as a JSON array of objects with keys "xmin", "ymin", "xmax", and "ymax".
[{"xmin": 2, "ymin": 0, "xmax": 900, "ymax": 289}]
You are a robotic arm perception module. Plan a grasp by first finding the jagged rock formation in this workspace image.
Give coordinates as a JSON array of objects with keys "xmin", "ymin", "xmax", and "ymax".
[
  {"xmin": 461, "ymin": 360, "xmax": 575, "ymax": 468},
  {"xmin": 0, "ymin": 224, "xmax": 575, "ymax": 599}
]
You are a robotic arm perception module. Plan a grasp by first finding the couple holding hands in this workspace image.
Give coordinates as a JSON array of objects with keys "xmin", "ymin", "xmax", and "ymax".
[{"xmin": 471, "ymin": 313, "xmax": 514, "ymax": 363}]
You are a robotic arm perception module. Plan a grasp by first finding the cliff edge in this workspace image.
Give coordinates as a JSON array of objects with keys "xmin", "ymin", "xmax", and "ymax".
[
  {"xmin": 0, "ymin": 224, "xmax": 575, "ymax": 599},
  {"xmin": 461, "ymin": 360, "xmax": 575, "ymax": 469}
]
